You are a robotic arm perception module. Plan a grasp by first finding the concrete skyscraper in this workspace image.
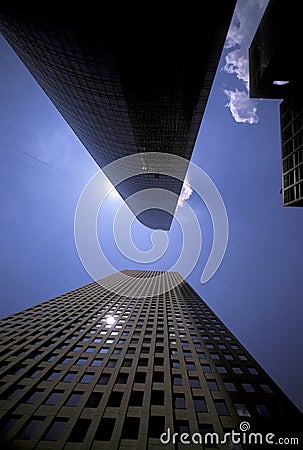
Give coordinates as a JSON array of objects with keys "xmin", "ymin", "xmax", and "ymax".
[
  {"xmin": 0, "ymin": 3, "xmax": 236, "ymax": 229},
  {"xmin": 0, "ymin": 271, "xmax": 301, "ymax": 449}
]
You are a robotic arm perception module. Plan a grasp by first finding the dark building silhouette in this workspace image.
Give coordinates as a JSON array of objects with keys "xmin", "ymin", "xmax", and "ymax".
[
  {"xmin": 0, "ymin": 3, "xmax": 236, "ymax": 229},
  {"xmin": 249, "ymin": 0, "xmax": 303, "ymax": 206},
  {"xmin": 0, "ymin": 271, "xmax": 301, "ymax": 449}
]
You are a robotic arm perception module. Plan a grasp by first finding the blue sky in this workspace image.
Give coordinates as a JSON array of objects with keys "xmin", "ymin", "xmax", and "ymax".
[{"xmin": 1, "ymin": 0, "xmax": 303, "ymax": 412}]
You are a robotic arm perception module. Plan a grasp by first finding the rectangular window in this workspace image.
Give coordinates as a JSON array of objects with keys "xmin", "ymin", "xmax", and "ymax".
[
  {"xmin": 80, "ymin": 373, "xmax": 95, "ymax": 384},
  {"xmin": 216, "ymin": 366, "xmax": 227, "ymax": 374},
  {"xmin": 65, "ymin": 392, "xmax": 83, "ymax": 407},
  {"xmin": 232, "ymin": 367, "xmax": 243, "ymax": 374},
  {"xmin": 43, "ymin": 418, "xmax": 68, "ymax": 441},
  {"xmin": 148, "ymin": 416, "xmax": 165, "ymax": 439},
  {"xmin": 98, "ymin": 374, "xmax": 110, "ymax": 385},
  {"xmin": 189, "ymin": 377, "xmax": 200, "ymax": 388},
  {"xmin": 121, "ymin": 417, "xmax": 140, "ymax": 440},
  {"xmin": 224, "ymin": 382, "xmax": 236, "ymax": 392},
  {"xmin": 62, "ymin": 371, "xmax": 77, "ymax": 383},
  {"xmin": 151, "ymin": 389, "xmax": 164, "ymax": 406},
  {"xmin": 85, "ymin": 392, "xmax": 103, "ymax": 408},
  {"xmin": 45, "ymin": 390, "xmax": 64, "ymax": 405},
  {"xmin": 214, "ymin": 400, "xmax": 230, "ymax": 416},
  {"xmin": 174, "ymin": 394, "xmax": 186, "ymax": 409},
  {"xmin": 47, "ymin": 370, "xmax": 60, "ymax": 381},
  {"xmin": 134, "ymin": 372, "xmax": 146, "ymax": 383},
  {"xmin": 68, "ymin": 418, "xmax": 91, "ymax": 443},
  {"xmin": 129, "ymin": 390, "xmax": 143, "ymax": 406},
  {"xmin": 115, "ymin": 373, "xmax": 128, "ymax": 384},
  {"xmin": 234, "ymin": 403, "xmax": 251, "ymax": 417},
  {"xmin": 201, "ymin": 364, "xmax": 212, "ymax": 373},
  {"xmin": 193, "ymin": 397, "xmax": 207, "ymax": 412},
  {"xmin": 17, "ymin": 417, "xmax": 45, "ymax": 439},
  {"xmin": 207, "ymin": 380, "xmax": 219, "ymax": 391},
  {"xmin": 95, "ymin": 417, "xmax": 115, "ymax": 441},
  {"xmin": 107, "ymin": 391, "xmax": 123, "ymax": 407},
  {"xmin": 242, "ymin": 383, "xmax": 255, "ymax": 393},
  {"xmin": 25, "ymin": 388, "xmax": 44, "ymax": 404}
]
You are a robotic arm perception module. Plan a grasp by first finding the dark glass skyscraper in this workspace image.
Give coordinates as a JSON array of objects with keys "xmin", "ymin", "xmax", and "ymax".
[
  {"xmin": 249, "ymin": 0, "xmax": 303, "ymax": 206},
  {"xmin": 0, "ymin": 3, "xmax": 236, "ymax": 229},
  {"xmin": 0, "ymin": 271, "xmax": 301, "ymax": 449}
]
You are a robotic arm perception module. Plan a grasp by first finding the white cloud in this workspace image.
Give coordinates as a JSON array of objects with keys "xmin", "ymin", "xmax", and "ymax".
[
  {"xmin": 178, "ymin": 179, "xmax": 193, "ymax": 207},
  {"xmin": 224, "ymin": 89, "xmax": 259, "ymax": 124},
  {"xmin": 222, "ymin": 0, "xmax": 269, "ymax": 124}
]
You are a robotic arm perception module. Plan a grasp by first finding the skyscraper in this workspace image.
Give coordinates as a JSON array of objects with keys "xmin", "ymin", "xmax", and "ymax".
[
  {"xmin": 0, "ymin": 3, "xmax": 236, "ymax": 229},
  {"xmin": 0, "ymin": 271, "xmax": 301, "ymax": 449},
  {"xmin": 249, "ymin": 0, "xmax": 303, "ymax": 206}
]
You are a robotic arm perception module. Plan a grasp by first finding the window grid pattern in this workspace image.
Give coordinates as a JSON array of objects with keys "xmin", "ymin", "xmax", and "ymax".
[{"xmin": 0, "ymin": 271, "xmax": 301, "ymax": 448}]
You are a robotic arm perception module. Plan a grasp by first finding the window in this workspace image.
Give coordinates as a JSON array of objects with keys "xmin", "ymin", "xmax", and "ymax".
[
  {"xmin": 234, "ymin": 403, "xmax": 251, "ymax": 417},
  {"xmin": 76, "ymin": 357, "xmax": 88, "ymax": 366},
  {"xmin": 189, "ymin": 377, "xmax": 200, "ymax": 388},
  {"xmin": 248, "ymin": 367, "xmax": 258, "ymax": 375},
  {"xmin": 99, "ymin": 348, "xmax": 109, "ymax": 354},
  {"xmin": 116, "ymin": 373, "xmax": 128, "ymax": 384},
  {"xmin": 134, "ymin": 372, "xmax": 146, "ymax": 383},
  {"xmin": 106, "ymin": 359, "xmax": 117, "ymax": 368},
  {"xmin": 91, "ymin": 358, "xmax": 103, "ymax": 367},
  {"xmin": 171, "ymin": 360, "xmax": 180, "ymax": 368},
  {"xmin": 216, "ymin": 366, "xmax": 227, "ymax": 374},
  {"xmin": 107, "ymin": 391, "xmax": 123, "ymax": 407},
  {"xmin": 175, "ymin": 420, "xmax": 190, "ymax": 434},
  {"xmin": 17, "ymin": 417, "xmax": 45, "ymax": 439},
  {"xmin": 214, "ymin": 400, "xmax": 230, "ymax": 416},
  {"xmin": 201, "ymin": 364, "xmax": 212, "ymax": 373},
  {"xmin": 186, "ymin": 362, "xmax": 196, "ymax": 371},
  {"xmin": 85, "ymin": 346, "xmax": 96, "ymax": 353},
  {"xmin": 154, "ymin": 357, "xmax": 164, "ymax": 366},
  {"xmin": 68, "ymin": 418, "xmax": 91, "ymax": 443},
  {"xmin": 260, "ymin": 384, "xmax": 273, "ymax": 393},
  {"xmin": 224, "ymin": 382, "xmax": 236, "ymax": 392},
  {"xmin": 151, "ymin": 389, "xmax": 164, "ymax": 406},
  {"xmin": 98, "ymin": 374, "xmax": 110, "ymax": 385},
  {"xmin": 43, "ymin": 418, "xmax": 68, "ymax": 441},
  {"xmin": 129, "ymin": 390, "xmax": 144, "ymax": 406},
  {"xmin": 232, "ymin": 367, "xmax": 243, "ymax": 374},
  {"xmin": 0, "ymin": 415, "xmax": 21, "ymax": 438},
  {"xmin": 153, "ymin": 371, "xmax": 164, "ymax": 382},
  {"xmin": 61, "ymin": 357, "xmax": 72, "ymax": 365},
  {"xmin": 80, "ymin": 373, "xmax": 95, "ymax": 384},
  {"xmin": 45, "ymin": 390, "xmax": 64, "ymax": 405},
  {"xmin": 25, "ymin": 388, "xmax": 44, "ymax": 404},
  {"xmin": 172, "ymin": 375, "xmax": 182, "ymax": 386},
  {"xmin": 65, "ymin": 392, "xmax": 83, "ymax": 407},
  {"xmin": 95, "ymin": 417, "xmax": 115, "ymax": 441},
  {"xmin": 174, "ymin": 394, "xmax": 186, "ymax": 409},
  {"xmin": 242, "ymin": 383, "xmax": 255, "ymax": 393},
  {"xmin": 148, "ymin": 416, "xmax": 165, "ymax": 439},
  {"xmin": 138, "ymin": 357, "xmax": 148, "ymax": 367},
  {"xmin": 47, "ymin": 370, "xmax": 60, "ymax": 381},
  {"xmin": 207, "ymin": 380, "xmax": 219, "ymax": 391},
  {"xmin": 193, "ymin": 396, "xmax": 207, "ymax": 412},
  {"xmin": 121, "ymin": 417, "xmax": 140, "ymax": 440},
  {"xmin": 85, "ymin": 392, "xmax": 103, "ymax": 408},
  {"xmin": 210, "ymin": 353, "xmax": 219, "ymax": 360},
  {"xmin": 62, "ymin": 371, "xmax": 77, "ymax": 383}
]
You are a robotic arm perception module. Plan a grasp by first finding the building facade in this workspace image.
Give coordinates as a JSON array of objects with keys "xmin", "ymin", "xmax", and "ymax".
[
  {"xmin": 249, "ymin": 0, "xmax": 303, "ymax": 206},
  {"xmin": 0, "ymin": 3, "xmax": 236, "ymax": 229},
  {"xmin": 0, "ymin": 271, "xmax": 301, "ymax": 449}
]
